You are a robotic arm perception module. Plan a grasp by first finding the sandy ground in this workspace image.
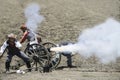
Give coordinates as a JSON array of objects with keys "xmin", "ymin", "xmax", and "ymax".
[{"xmin": 0, "ymin": 0, "xmax": 120, "ymax": 80}]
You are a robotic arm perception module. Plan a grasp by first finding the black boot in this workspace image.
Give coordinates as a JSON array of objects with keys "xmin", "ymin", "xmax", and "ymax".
[
  {"xmin": 5, "ymin": 62, "xmax": 10, "ymax": 73},
  {"xmin": 26, "ymin": 61, "xmax": 31, "ymax": 72}
]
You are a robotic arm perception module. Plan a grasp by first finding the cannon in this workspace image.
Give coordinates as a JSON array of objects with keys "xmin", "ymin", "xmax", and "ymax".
[{"xmin": 24, "ymin": 42, "xmax": 61, "ymax": 72}]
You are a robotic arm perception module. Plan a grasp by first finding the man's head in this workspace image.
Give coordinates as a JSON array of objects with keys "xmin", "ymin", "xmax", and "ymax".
[
  {"xmin": 20, "ymin": 24, "xmax": 27, "ymax": 32},
  {"xmin": 7, "ymin": 33, "xmax": 16, "ymax": 42}
]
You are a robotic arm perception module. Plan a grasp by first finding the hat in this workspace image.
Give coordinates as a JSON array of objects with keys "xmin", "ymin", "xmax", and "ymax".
[{"xmin": 7, "ymin": 33, "xmax": 17, "ymax": 39}]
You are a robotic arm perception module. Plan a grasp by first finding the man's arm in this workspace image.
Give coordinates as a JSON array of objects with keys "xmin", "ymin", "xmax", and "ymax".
[
  {"xmin": 0, "ymin": 41, "xmax": 8, "ymax": 59},
  {"xmin": 15, "ymin": 41, "xmax": 22, "ymax": 48},
  {"xmin": 20, "ymin": 31, "xmax": 29, "ymax": 43}
]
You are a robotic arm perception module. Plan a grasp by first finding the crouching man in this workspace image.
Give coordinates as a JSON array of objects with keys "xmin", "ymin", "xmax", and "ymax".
[
  {"xmin": 0, "ymin": 33, "xmax": 31, "ymax": 73},
  {"xmin": 58, "ymin": 41, "xmax": 76, "ymax": 68}
]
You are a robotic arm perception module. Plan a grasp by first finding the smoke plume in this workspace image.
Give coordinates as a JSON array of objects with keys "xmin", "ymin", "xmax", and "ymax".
[
  {"xmin": 24, "ymin": 3, "xmax": 44, "ymax": 32},
  {"xmin": 51, "ymin": 18, "xmax": 120, "ymax": 64}
]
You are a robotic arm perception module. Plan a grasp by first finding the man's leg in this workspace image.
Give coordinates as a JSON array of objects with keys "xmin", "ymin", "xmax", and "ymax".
[
  {"xmin": 16, "ymin": 51, "xmax": 31, "ymax": 71},
  {"xmin": 5, "ymin": 54, "xmax": 13, "ymax": 72},
  {"xmin": 66, "ymin": 54, "xmax": 72, "ymax": 67},
  {"xmin": 62, "ymin": 53, "xmax": 72, "ymax": 67}
]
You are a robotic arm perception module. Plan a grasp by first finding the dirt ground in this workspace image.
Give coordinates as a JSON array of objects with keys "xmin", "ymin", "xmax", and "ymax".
[
  {"xmin": 0, "ymin": 0, "xmax": 120, "ymax": 80},
  {"xmin": 1, "ymin": 68, "xmax": 120, "ymax": 80}
]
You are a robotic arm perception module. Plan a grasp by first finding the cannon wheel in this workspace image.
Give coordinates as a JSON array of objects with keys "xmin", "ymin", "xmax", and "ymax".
[
  {"xmin": 24, "ymin": 44, "xmax": 50, "ymax": 72},
  {"xmin": 42, "ymin": 42, "xmax": 61, "ymax": 70}
]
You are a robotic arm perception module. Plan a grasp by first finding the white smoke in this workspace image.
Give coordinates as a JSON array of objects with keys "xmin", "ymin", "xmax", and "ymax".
[
  {"xmin": 51, "ymin": 18, "xmax": 120, "ymax": 64},
  {"xmin": 24, "ymin": 3, "xmax": 44, "ymax": 32}
]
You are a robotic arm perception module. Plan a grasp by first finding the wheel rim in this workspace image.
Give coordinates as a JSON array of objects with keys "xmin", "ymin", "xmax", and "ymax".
[
  {"xmin": 24, "ymin": 44, "xmax": 50, "ymax": 72},
  {"xmin": 42, "ymin": 42, "xmax": 61, "ymax": 69}
]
